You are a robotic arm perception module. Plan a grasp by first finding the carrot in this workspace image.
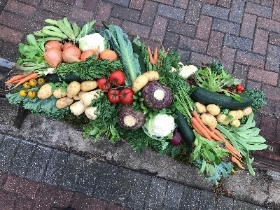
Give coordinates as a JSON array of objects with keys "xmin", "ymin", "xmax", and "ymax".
[
  {"xmin": 231, "ymin": 156, "xmax": 245, "ymax": 169},
  {"xmin": 191, "ymin": 117, "xmax": 212, "ymax": 140},
  {"xmin": 147, "ymin": 46, "xmax": 155, "ymax": 65},
  {"xmin": 209, "ymin": 127, "xmax": 242, "ymax": 158},
  {"xmin": 153, "ymin": 46, "xmax": 158, "ymax": 63},
  {"xmin": 5, "ymin": 73, "xmax": 32, "ymax": 85},
  {"xmin": 192, "ymin": 110, "xmax": 208, "ymax": 131},
  {"xmin": 12, "ymin": 72, "xmax": 38, "ymax": 89}
]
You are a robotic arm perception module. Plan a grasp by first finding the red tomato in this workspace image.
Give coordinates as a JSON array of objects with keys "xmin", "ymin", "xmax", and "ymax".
[
  {"xmin": 108, "ymin": 89, "xmax": 121, "ymax": 104},
  {"xmin": 109, "ymin": 70, "xmax": 125, "ymax": 86},
  {"xmin": 97, "ymin": 78, "xmax": 111, "ymax": 91},
  {"xmin": 120, "ymin": 88, "xmax": 134, "ymax": 105},
  {"xmin": 236, "ymin": 84, "xmax": 243, "ymax": 91}
]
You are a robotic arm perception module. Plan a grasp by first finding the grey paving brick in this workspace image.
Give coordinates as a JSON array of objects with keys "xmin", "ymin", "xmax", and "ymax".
[
  {"xmin": 139, "ymin": 1, "xmax": 158, "ymax": 26},
  {"xmin": 178, "ymin": 49, "xmax": 191, "ymax": 63},
  {"xmin": 179, "ymin": 36, "xmax": 207, "ymax": 53},
  {"xmin": 216, "ymin": 195, "xmax": 233, "ymax": 209},
  {"xmin": 61, "ymin": 153, "xmax": 85, "ymax": 191},
  {"xmin": 199, "ymin": 190, "xmax": 217, "ymax": 210},
  {"xmin": 163, "ymin": 32, "xmax": 180, "ymax": 49},
  {"xmin": 0, "ymin": 136, "xmax": 20, "ymax": 171},
  {"xmin": 127, "ymin": 172, "xmax": 151, "ymax": 210},
  {"xmin": 10, "ymin": 140, "xmax": 36, "ymax": 176},
  {"xmin": 236, "ymin": 50, "xmax": 265, "ymax": 68},
  {"xmin": 265, "ymin": 44, "xmax": 280, "ymax": 72},
  {"xmin": 233, "ymin": 63, "xmax": 248, "ymax": 81},
  {"xmin": 167, "ymin": 20, "xmax": 196, "ymax": 37},
  {"xmin": 224, "ymin": 34, "xmax": 253, "ymax": 51},
  {"xmin": 0, "ymin": 133, "xmax": 4, "ymax": 144},
  {"xmin": 245, "ymin": 2, "xmax": 272, "ymax": 18},
  {"xmin": 162, "ymin": 182, "xmax": 184, "ymax": 209},
  {"xmin": 74, "ymin": 161, "xmax": 98, "ymax": 195},
  {"xmin": 106, "ymin": 167, "xmax": 132, "ymax": 206},
  {"xmin": 157, "ymin": 4, "xmax": 186, "ymax": 21},
  {"xmin": 179, "ymin": 186, "xmax": 201, "ymax": 209},
  {"xmin": 93, "ymin": 162, "xmax": 118, "ymax": 200},
  {"xmin": 111, "ymin": 5, "xmax": 140, "ymax": 22},
  {"xmin": 201, "ymin": 4, "xmax": 229, "ymax": 20},
  {"xmin": 25, "ymin": 145, "xmax": 52, "ymax": 182},
  {"xmin": 261, "ymin": 0, "xmax": 273, "ymax": 7},
  {"xmin": 212, "ymin": 18, "xmax": 240, "ymax": 35},
  {"xmin": 185, "ymin": 0, "xmax": 202, "ymax": 25},
  {"xmin": 106, "ymin": 0, "xmax": 130, "ymax": 7},
  {"xmin": 233, "ymin": 200, "xmax": 267, "ymax": 209},
  {"xmin": 229, "ymin": 0, "xmax": 245, "ymax": 23},
  {"xmin": 145, "ymin": 177, "xmax": 167, "ymax": 209},
  {"xmin": 42, "ymin": 150, "xmax": 69, "ymax": 186}
]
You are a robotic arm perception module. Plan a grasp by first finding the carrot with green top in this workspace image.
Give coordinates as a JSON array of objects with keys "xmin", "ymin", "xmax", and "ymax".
[{"xmin": 12, "ymin": 72, "xmax": 38, "ymax": 89}]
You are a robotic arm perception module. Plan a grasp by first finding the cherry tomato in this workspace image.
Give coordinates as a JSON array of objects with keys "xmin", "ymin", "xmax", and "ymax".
[
  {"xmin": 37, "ymin": 78, "xmax": 45, "ymax": 85},
  {"xmin": 109, "ymin": 70, "xmax": 125, "ymax": 86},
  {"xmin": 107, "ymin": 89, "xmax": 121, "ymax": 104},
  {"xmin": 97, "ymin": 78, "xmax": 112, "ymax": 91},
  {"xmin": 29, "ymin": 79, "xmax": 37, "ymax": 87},
  {"xmin": 120, "ymin": 88, "xmax": 134, "ymax": 105},
  {"xmin": 23, "ymin": 82, "xmax": 31, "ymax": 89},
  {"xmin": 236, "ymin": 84, "xmax": 243, "ymax": 91},
  {"xmin": 27, "ymin": 91, "xmax": 37, "ymax": 99},
  {"xmin": 19, "ymin": 89, "xmax": 27, "ymax": 97}
]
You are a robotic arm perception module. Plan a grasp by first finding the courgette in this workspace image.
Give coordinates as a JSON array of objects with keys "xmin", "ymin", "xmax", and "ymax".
[
  {"xmin": 191, "ymin": 87, "xmax": 253, "ymax": 110},
  {"xmin": 175, "ymin": 113, "xmax": 195, "ymax": 146},
  {"xmin": 45, "ymin": 74, "xmax": 83, "ymax": 83}
]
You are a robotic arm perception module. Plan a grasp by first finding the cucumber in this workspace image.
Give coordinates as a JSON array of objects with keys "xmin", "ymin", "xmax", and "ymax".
[
  {"xmin": 191, "ymin": 87, "xmax": 253, "ymax": 110},
  {"xmin": 175, "ymin": 113, "xmax": 195, "ymax": 146},
  {"xmin": 45, "ymin": 74, "xmax": 83, "ymax": 83}
]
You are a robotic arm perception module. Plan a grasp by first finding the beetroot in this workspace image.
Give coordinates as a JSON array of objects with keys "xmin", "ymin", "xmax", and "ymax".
[{"xmin": 170, "ymin": 129, "xmax": 183, "ymax": 146}]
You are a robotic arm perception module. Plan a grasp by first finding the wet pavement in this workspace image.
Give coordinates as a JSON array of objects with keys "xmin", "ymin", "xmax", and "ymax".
[{"xmin": 0, "ymin": 0, "xmax": 280, "ymax": 209}]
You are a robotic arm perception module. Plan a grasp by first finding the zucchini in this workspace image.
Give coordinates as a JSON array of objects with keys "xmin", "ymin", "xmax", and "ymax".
[
  {"xmin": 191, "ymin": 87, "xmax": 253, "ymax": 110},
  {"xmin": 45, "ymin": 74, "xmax": 83, "ymax": 83},
  {"xmin": 175, "ymin": 113, "xmax": 195, "ymax": 146}
]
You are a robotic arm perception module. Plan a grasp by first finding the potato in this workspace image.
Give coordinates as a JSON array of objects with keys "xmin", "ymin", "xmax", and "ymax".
[
  {"xmin": 243, "ymin": 107, "xmax": 253, "ymax": 116},
  {"xmin": 73, "ymin": 91, "xmax": 86, "ymax": 100},
  {"xmin": 236, "ymin": 110, "xmax": 244, "ymax": 119},
  {"xmin": 38, "ymin": 84, "xmax": 53, "ymax": 99},
  {"xmin": 70, "ymin": 100, "xmax": 86, "ymax": 116},
  {"xmin": 216, "ymin": 113, "xmax": 230, "ymax": 125},
  {"xmin": 231, "ymin": 119, "xmax": 241, "ymax": 127},
  {"xmin": 228, "ymin": 111, "xmax": 238, "ymax": 121},
  {"xmin": 80, "ymin": 81, "xmax": 97, "ymax": 92},
  {"xmin": 201, "ymin": 113, "xmax": 217, "ymax": 128},
  {"xmin": 67, "ymin": 81, "xmax": 81, "ymax": 98},
  {"xmin": 56, "ymin": 97, "xmax": 74, "ymax": 109},
  {"xmin": 132, "ymin": 74, "xmax": 149, "ymax": 92},
  {"xmin": 53, "ymin": 88, "xmax": 67, "ymax": 98},
  {"xmin": 206, "ymin": 104, "xmax": 220, "ymax": 116},
  {"xmin": 142, "ymin": 71, "xmax": 159, "ymax": 81},
  {"xmin": 195, "ymin": 102, "xmax": 206, "ymax": 114},
  {"xmin": 85, "ymin": 107, "xmax": 98, "ymax": 120}
]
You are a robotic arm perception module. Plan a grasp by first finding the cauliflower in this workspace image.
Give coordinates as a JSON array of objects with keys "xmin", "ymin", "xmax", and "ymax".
[
  {"xmin": 78, "ymin": 33, "xmax": 106, "ymax": 53},
  {"xmin": 179, "ymin": 64, "xmax": 198, "ymax": 79},
  {"xmin": 145, "ymin": 113, "xmax": 175, "ymax": 138}
]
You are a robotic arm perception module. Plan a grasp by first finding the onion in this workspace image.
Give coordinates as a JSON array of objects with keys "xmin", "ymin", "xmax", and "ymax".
[
  {"xmin": 80, "ymin": 49, "xmax": 99, "ymax": 61},
  {"xmin": 62, "ymin": 45, "xmax": 81, "ymax": 63},
  {"xmin": 62, "ymin": 42, "xmax": 74, "ymax": 51},
  {"xmin": 44, "ymin": 48, "xmax": 63, "ymax": 67},
  {"xmin": 45, "ymin": 40, "xmax": 62, "ymax": 51}
]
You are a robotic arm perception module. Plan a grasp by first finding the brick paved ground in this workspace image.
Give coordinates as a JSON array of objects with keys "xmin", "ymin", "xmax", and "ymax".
[
  {"xmin": 0, "ymin": 0, "xmax": 280, "ymax": 209},
  {"xmin": 0, "ymin": 134, "xmax": 269, "ymax": 209}
]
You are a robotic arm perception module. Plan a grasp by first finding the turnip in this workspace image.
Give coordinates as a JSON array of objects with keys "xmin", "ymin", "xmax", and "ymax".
[{"xmin": 117, "ymin": 107, "xmax": 146, "ymax": 130}]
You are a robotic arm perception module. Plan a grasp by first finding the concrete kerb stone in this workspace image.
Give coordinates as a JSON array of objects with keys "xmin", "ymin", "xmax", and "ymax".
[{"xmin": 0, "ymin": 97, "xmax": 280, "ymax": 208}]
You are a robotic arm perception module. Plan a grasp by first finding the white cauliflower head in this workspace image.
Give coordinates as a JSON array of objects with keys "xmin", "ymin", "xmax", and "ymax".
[
  {"xmin": 145, "ymin": 113, "xmax": 175, "ymax": 138},
  {"xmin": 78, "ymin": 33, "xmax": 106, "ymax": 53}
]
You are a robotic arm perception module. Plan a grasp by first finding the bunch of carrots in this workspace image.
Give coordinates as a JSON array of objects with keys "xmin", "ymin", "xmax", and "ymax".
[
  {"xmin": 147, "ymin": 46, "xmax": 158, "ymax": 65},
  {"xmin": 191, "ymin": 110, "xmax": 244, "ymax": 169},
  {"xmin": 5, "ymin": 72, "xmax": 38, "ymax": 89}
]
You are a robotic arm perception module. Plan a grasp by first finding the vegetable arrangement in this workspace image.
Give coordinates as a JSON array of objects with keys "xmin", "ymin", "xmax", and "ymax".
[{"xmin": 5, "ymin": 17, "xmax": 268, "ymax": 185}]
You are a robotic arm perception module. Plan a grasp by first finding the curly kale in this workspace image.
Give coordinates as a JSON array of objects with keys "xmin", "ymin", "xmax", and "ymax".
[{"xmin": 244, "ymin": 89, "xmax": 266, "ymax": 112}]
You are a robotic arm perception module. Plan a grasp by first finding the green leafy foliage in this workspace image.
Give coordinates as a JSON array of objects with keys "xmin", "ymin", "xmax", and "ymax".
[
  {"xmin": 243, "ymin": 89, "xmax": 266, "ymax": 111},
  {"xmin": 217, "ymin": 113, "xmax": 268, "ymax": 176},
  {"xmin": 100, "ymin": 25, "xmax": 141, "ymax": 86},
  {"xmin": 55, "ymin": 58, "xmax": 123, "ymax": 80}
]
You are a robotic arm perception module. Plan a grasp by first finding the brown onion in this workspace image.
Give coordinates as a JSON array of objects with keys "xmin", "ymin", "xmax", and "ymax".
[
  {"xmin": 45, "ymin": 40, "xmax": 62, "ymax": 51},
  {"xmin": 62, "ymin": 45, "xmax": 81, "ymax": 63},
  {"xmin": 80, "ymin": 49, "xmax": 99, "ymax": 61},
  {"xmin": 62, "ymin": 42, "xmax": 74, "ymax": 51},
  {"xmin": 44, "ymin": 48, "xmax": 63, "ymax": 67}
]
